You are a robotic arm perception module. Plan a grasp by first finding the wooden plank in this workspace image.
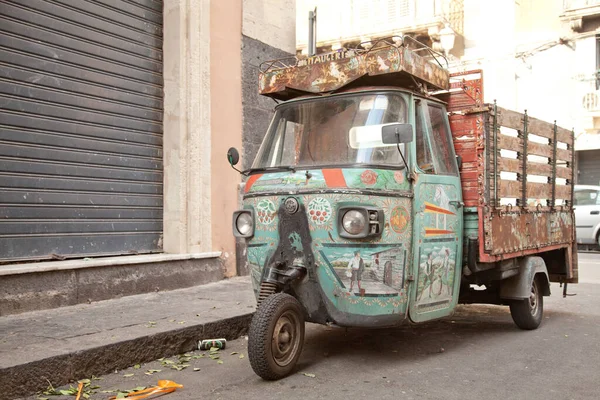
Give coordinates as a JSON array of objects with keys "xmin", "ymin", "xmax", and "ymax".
[
  {"xmin": 527, "ymin": 141, "xmax": 552, "ymax": 158},
  {"xmin": 556, "ymin": 166, "xmax": 571, "ymax": 179},
  {"xmin": 556, "ymin": 185, "xmax": 572, "ymax": 199},
  {"xmin": 527, "ymin": 182, "xmax": 552, "ymax": 198},
  {"xmin": 499, "ymin": 157, "xmax": 521, "ymax": 173},
  {"xmin": 556, "ymin": 147, "xmax": 571, "ymax": 162},
  {"xmin": 556, "ymin": 126, "xmax": 573, "ymax": 146},
  {"xmin": 499, "ymin": 180, "xmax": 521, "ymax": 198},
  {"xmin": 526, "ymin": 116, "xmax": 555, "ymax": 141},
  {"xmin": 494, "ymin": 106, "xmax": 573, "ymax": 145},
  {"xmin": 497, "ymin": 181, "xmax": 570, "ymax": 200},
  {"xmin": 524, "ymin": 182, "xmax": 571, "ymax": 199},
  {"xmin": 527, "ymin": 162, "xmax": 552, "ymax": 177},
  {"xmin": 498, "ymin": 135, "xmax": 522, "ymax": 152},
  {"xmin": 495, "ymin": 107, "xmax": 523, "ymax": 131}
]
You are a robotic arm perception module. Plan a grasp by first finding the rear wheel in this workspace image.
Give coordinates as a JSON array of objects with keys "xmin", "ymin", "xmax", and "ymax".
[
  {"xmin": 248, "ymin": 293, "xmax": 305, "ymax": 380},
  {"xmin": 509, "ymin": 276, "xmax": 543, "ymax": 330}
]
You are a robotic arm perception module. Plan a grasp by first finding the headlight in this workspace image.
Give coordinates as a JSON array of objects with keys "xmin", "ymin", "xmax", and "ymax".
[
  {"xmin": 338, "ymin": 207, "xmax": 383, "ymax": 239},
  {"xmin": 232, "ymin": 210, "xmax": 254, "ymax": 238},
  {"xmin": 236, "ymin": 213, "xmax": 253, "ymax": 235},
  {"xmin": 342, "ymin": 210, "xmax": 366, "ymax": 235}
]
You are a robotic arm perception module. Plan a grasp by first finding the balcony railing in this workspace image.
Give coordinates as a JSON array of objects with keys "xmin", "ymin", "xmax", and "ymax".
[
  {"xmin": 564, "ymin": 0, "xmax": 600, "ymax": 10},
  {"xmin": 297, "ymin": 0, "xmax": 463, "ymax": 49},
  {"xmin": 576, "ymin": 71, "xmax": 600, "ymax": 113}
]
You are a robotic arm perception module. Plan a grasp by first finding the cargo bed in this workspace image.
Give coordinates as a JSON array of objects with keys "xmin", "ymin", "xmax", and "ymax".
[{"xmin": 439, "ymin": 70, "xmax": 578, "ymax": 283}]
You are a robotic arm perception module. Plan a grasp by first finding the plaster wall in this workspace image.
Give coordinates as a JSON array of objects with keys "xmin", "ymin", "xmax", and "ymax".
[
  {"xmin": 241, "ymin": 0, "xmax": 295, "ymax": 169},
  {"xmin": 243, "ymin": 0, "xmax": 296, "ymax": 53},
  {"xmin": 211, "ymin": 0, "xmax": 243, "ymax": 276}
]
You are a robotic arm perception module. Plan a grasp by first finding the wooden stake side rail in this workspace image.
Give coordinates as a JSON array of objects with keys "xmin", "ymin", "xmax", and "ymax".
[
  {"xmin": 494, "ymin": 107, "xmax": 573, "ymax": 146},
  {"xmin": 447, "ymin": 81, "xmax": 575, "ymax": 282}
]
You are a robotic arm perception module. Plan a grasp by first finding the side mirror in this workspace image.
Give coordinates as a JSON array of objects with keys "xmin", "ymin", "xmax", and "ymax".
[
  {"xmin": 381, "ymin": 123, "xmax": 413, "ymax": 144},
  {"xmin": 227, "ymin": 147, "xmax": 240, "ymax": 166}
]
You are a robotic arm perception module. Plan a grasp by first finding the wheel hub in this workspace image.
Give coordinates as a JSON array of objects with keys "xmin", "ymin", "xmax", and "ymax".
[
  {"xmin": 272, "ymin": 312, "xmax": 300, "ymax": 367},
  {"xmin": 529, "ymin": 281, "xmax": 538, "ymax": 315}
]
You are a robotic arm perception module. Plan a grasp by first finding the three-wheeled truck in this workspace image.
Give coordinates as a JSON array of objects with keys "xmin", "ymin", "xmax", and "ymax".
[{"xmin": 227, "ymin": 36, "xmax": 578, "ymax": 380}]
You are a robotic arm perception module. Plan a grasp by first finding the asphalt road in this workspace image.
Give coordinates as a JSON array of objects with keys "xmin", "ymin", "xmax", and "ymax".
[{"xmin": 28, "ymin": 253, "xmax": 600, "ymax": 400}]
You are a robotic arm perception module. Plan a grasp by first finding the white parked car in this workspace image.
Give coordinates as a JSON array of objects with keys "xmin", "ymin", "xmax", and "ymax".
[{"xmin": 574, "ymin": 185, "xmax": 600, "ymax": 248}]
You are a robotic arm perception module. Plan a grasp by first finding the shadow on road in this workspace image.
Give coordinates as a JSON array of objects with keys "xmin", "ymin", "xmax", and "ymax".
[{"xmin": 297, "ymin": 303, "xmax": 582, "ymax": 371}]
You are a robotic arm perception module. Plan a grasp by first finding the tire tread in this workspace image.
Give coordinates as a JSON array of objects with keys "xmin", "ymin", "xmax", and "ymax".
[
  {"xmin": 248, "ymin": 293, "xmax": 305, "ymax": 380},
  {"xmin": 509, "ymin": 277, "xmax": 543, "ymax": 330}
]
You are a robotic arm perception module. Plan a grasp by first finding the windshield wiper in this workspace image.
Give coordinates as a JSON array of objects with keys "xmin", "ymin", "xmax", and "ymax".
[{"xmin": 244, "ymin": 166, "xmax": 297, "ymax": 175}]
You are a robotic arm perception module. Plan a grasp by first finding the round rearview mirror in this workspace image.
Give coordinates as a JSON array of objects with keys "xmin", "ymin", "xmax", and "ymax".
[{"xmin": 227, "ymin": 147, "xmax": 240, "ymax": 166}]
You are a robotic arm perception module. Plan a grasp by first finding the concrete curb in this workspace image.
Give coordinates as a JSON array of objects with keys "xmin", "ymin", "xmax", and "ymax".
[{"xmin": 2, "ymin": 313, "xmax": 254, "ymax": 400}]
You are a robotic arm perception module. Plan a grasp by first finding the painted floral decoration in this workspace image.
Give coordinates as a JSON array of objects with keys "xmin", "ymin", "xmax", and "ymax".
[
  {"xmin": 256, "ymin": 199, "xmax": 276, "ymax": 225},
  {"xmin": 307, "ymin": 197, "xmax": 332, "ymax": 225},
  {"xmin": 394, "ymin": 170, "xmax": 405, "ymax": 184},
  {"xmin": 360, "ymin": 170, "xmax": 378, "ymax": 186}
]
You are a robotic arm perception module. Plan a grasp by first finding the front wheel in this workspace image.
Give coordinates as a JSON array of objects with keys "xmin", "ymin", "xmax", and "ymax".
[
  {"xmin": 248, "ymin": 293, "xmax": 305, "ymax": 380},
  {"xmin": 509, "ymin": 276, "xmax": 543, "ymax": 330}
]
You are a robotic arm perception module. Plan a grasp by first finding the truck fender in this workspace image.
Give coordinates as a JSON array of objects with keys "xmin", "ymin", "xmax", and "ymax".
[{"xmin": 499, "ymin": 256, "xmax": 551, "ymax": 300}]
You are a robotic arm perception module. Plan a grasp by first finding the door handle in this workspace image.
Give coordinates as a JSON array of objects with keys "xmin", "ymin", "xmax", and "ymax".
[
  {"xmin": 591, "ymin": 211, "xmax": 599, "ymax": 215},
  {"xmin": 449, "ymin": 200, "xmax": 464, "ymax": 208}
]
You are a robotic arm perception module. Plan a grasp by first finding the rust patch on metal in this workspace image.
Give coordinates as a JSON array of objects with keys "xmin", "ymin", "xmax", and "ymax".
[
  {"xmin": 258, "ymin": 39, "xmax": 450, "ymax": 100},
  {"xmin": 445, "ymin": 70, "xmax": 576, "ymax": 280}
]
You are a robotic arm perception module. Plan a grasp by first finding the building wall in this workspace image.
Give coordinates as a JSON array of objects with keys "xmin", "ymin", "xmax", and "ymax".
[
  {"xmin": 164, "ymin": 0, "xmax": 296, "ymax": 275},
  {"xmin": 163, "ymin": 0, "xmax": 212, "ymax": 256},
  {"xmin": 211, "ymin": 0, "xmax": 243, "ymax": 276},
  {"xmin": 241, "ymin": 0, "xmax": 296, "ymax": 169}
]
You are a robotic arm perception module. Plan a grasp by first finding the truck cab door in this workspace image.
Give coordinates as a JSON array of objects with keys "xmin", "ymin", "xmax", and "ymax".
[{"xmin": 408, "ymin": 99, "xmax": 463, "ymax": 323}]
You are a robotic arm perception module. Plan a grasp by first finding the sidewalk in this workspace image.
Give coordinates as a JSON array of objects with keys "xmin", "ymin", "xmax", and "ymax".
[{"xmin": 0, "ymin": 276, "xmax": 255, "ymax": 400}]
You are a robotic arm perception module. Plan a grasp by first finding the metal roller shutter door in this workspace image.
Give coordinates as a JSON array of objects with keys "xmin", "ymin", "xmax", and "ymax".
[
  {"xmin": 0, "ymin": 0, "xmax": 163, "ymax": 261},
  {"xmin": 578, "ymin": 149, "xmax": 600, "ymax": 186}
]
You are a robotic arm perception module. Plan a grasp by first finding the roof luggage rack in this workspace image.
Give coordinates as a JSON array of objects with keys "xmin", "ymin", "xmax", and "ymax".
[{"xmin": 258, "ymin": 35, "xmax": 450, "ymax": 100}]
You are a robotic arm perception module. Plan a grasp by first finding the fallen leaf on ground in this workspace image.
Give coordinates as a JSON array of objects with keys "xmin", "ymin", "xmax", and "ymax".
[
  {"xmin": 123, "ymin": 374, "xmax": 134, "ymax": 378},
  {"xmin": 217, "ymin": 360, "xmax": 224, "ymax": 364},
  {"xmin": 193, "ymin": 368, "xmax": 201, "ymax": 371},
  {"xmin": 239, "ymin": 354, "xmax": 245, "ymax": 359},
  {"xmin": 230, "ymin": 351, "xmax": 239, "ymax": 355},
  {"xmin": 302, "ymin": 373, "xmax": 316, "ymax": 378},
  {"xmin": 133, "ymin": 364, "xmax": 141, "ymax": 369},
  {"xmin": 145, "ymin": 369, "xmax": 161, "ymax": 375}
]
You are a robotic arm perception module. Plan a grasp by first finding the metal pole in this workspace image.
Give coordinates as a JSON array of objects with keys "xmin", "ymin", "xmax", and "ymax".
[
  {"xmin": 308, "ymin": 8, "xmax": 317, "ymax": 56},
  {"xmin": 550, "ymin": 121, "xmax": 558, "ymax": 209},
  {"xmin": 520, "ymin": 110, "xmax": 528, "ymax": 208},
  {"xmin": 493, "ymin": 100, "xmax": 498, "ymax": 208}
]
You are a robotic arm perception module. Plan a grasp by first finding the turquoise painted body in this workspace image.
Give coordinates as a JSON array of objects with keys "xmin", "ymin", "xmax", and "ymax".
[
  {"xmin": 245, "ymin": 169, "xmax": 413, "ymax": 322},
  {"xmin": 241, "ymin": 90, "xmax": 464, "ymax": 327}
]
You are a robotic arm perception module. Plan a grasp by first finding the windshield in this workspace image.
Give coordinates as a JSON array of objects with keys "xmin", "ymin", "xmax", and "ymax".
[{"xmin": 252, "ymin": 93, "xmax": 408, "ymax": 169}]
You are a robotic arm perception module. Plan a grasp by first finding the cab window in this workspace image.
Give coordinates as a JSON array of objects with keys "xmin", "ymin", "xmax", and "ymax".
[
  {"xmin": 426, "ymin": 104, "xmax": 458, "ymax": 176},
  {"xmin": 414, "ymin": 100, "xmax": 458, "ymax": 176},
  {"xmin": 415, "ymin": 101, "xmax": 434, "ymax": 173}
]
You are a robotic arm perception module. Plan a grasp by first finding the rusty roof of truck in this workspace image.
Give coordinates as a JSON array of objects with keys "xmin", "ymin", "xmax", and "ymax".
[{"xmin": 258, "ymin": 36, "xmax": 450, "ymax": 101}]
